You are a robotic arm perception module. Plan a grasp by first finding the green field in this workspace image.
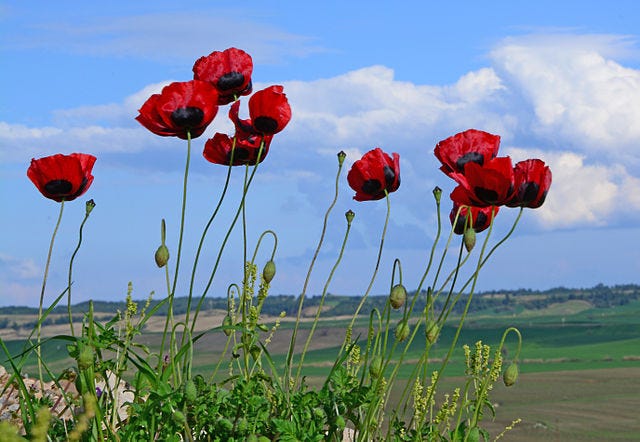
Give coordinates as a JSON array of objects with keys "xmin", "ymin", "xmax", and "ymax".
[{"xmin": 2, "ymin": 296, "xmax": 640, "ymax": 440}]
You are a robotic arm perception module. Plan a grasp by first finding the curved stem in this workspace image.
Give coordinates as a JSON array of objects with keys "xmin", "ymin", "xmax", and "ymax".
[
  {"xmin": 67, "ymin": 204, "xmax": 93, "ymax": 336},
  {"xmin": 284, "ymin": 155, "xmax": 344, "ymax": 389},
  {"xmin": 37, "ymin": 200, "xmax": 65, "ymax": 386},
  {"xmin": 344, "ymin": 191, "xmax": 391, "ymax": 345},
  {"xmin": 294, "ymin": 217, "xmax": 352, "ymax": 384}
]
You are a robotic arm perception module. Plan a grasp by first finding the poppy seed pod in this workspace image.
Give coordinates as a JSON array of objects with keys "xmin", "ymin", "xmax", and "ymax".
[
  {"xmin": 154, "ymin": 244, "xmax": 170, "ymax": 268},
  {"xmin": 503, "ymin": 363, "xmax": 519, "ymax": 387},
  {"xmin": 263, "ymin": 260, "xmax": 276, "ymax": 283},
  {"xmin": 389, "ymin": 284, "xmax": 407, "ymax": 309}
]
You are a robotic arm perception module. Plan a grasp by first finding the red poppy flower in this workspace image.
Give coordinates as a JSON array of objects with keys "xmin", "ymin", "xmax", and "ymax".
[
  {"xmin": 434, "ymin": 129, "xmax": 500, "ymax": 177},
  {"xmin": 193, "ymin": 47, "xmax": 253, "ymax": 105},
  {"xmin": 347, "ymin": 148, "xmax": 400, "ymax": 201},
  {"xmin": 506, "ymin": 159, "xmax": 552, "ymax": 208},
  {"xmin": 203, "ymin": 132, "xmax": 272, "ymax": 166},
  {"xmin": 450, "ymin": 157, "xmax": 515, "ymax": 207},
  {"xmin": 449, "ymin": 203, "xmax": 499, "ymax": 234},
  {"xmin": 27, "ymin": 153, "xmax": 96, "ymax": 202},
  {"xmin": 135, "ymin": 80, "xmax": 219, "ymax": 139},
  {"xmin": 247, "ymin": 85, "xmax": 292, "ymax": 135}
]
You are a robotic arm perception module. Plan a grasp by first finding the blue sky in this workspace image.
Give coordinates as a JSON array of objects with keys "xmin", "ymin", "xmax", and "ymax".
[{"xmin": 1, "ymin": 1, "xmax": 639, "ymax": 307}]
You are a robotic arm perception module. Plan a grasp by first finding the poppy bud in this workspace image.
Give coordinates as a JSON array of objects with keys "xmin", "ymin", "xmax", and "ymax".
[
  {"xmin": 463, "ymin": 227, "xmax": 476, "ymax": 252},
  {"xmin": 77, "ymin": 345, "xmax": 94, "ymax": 371},
  {"xmin": 369, "ymin": 355, "xmax": 383, "ymax": 378},
  {"xmin": 263, "ymin": 260, "xmax": 276, "ymax": 283},
  {"xmin": 222, "ymin": 314, "xmax": 233, "ymax": 336},
  {"xmin": 85, "ymin": 199, "xmax": 96, "ymax": 215},
  {"xmin": 389, "ymin": 284, "xmax": 407, "ymax": 309},
  {"xmin": 425, "ymin": 320, "xmax": 439, "ymax": 344},
  {"xmin": 172, "ymin": 410, "xmax": 186, "ymax": 425},
  {"xmin": 395, "ymin": 321, "xmax": 410, "ymax": 342},
  {"xmin": 337, "ymin": 150, "xmax": 347, "ymax": 166},
  {"xmin": 432, "ymin": 186, "xmax": 442, "ymax": 204},
  {"xmin": 503, "ymin": 363, "xmax": 519, "ymax": 387},
  {"xmin": 345, "ymin": 210, "xmax": 355, "ymax": 225},
  {"xmin": 467, "ymin": 426, "xmax": 480, "ymax": 442},
  {"xmin": 154, "ymin": 244, "xmax": 170, "ymax": 268},
  {"xmin": 184, "ymin": 379, "xmax": 197, "ymax": 403}
]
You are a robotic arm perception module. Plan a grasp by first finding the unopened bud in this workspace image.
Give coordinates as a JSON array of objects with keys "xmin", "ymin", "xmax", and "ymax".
[
  {"xmin": 395, "ymin": 321, "xmax": 410, "ymax": 342},
  {"xmin": 432, "ymin": 186, "xmax": 442, "ymax": 204},
  {"xmin": 389, "ymin": 284, "xmax": 407, "ymax": 309},
  {"xmin": 503, "ymin": 363, "xmax": 519, "ymax": 387},
  {"xmin": 463, "ymin": 227, "xmax": 476, "ymax": 252},
  {"xmin": 369, "ymin": 355, "xmax": 383, "ymax": 378},
  {"xmin": 172, "ymin": 410, "xmax": 186, "ymax": 425},
  {"xmin": 154, "ymin": 244, "xmax": 170, "ymax": 268},
  {"xmin": 337, "ymin": 150, "xmax": 347, "ymax": 166},
  {"xmin": 77, "ymin": 345, "xmax": 94, "ymax": 371},
  {"xmin": 425, "ymin": 320, "xmax": 439, "ymax": 344},
  {"xmin": 85, "ymin": 199, "xmax": 96, "ymax": 216},
  {"xmin": 184, "ymin": 379, "xmax": 197, "ymax": 402},
  {"xmin": 263, "ymin": 260, "xmax": 276, "ymax": 283},
  {"xmin": 345, "ymin": 210, "xmax": 355, "ymax": 225},
  {"xmin": 222, "ymin": 314, "xmax": 233, "ymax": 336}
]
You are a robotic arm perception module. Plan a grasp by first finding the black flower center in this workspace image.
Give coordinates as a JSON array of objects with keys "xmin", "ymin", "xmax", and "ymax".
[
  {"xmin": 254, "ymin": 116, "xmax": 278, "ymax": 134},
  {"xmin": 456, "ymin": 152, "xmax": 484, "ymax": 171},
  {"xmin": 227, "ymin": 148, "xmax": 250, "ymax": 163},
  {"xmin": 171, "ymin": 107, "xmax": 204, "ymax": 129},
  {"xmin": 474, "ymin": 187, "xmax": 499, "ymax": 204},
  {"xmin": 518, "ymin": 182, "xmax": 540, "ymax": 203},
  {"xmin": 217, "ymin": 72, "xmax": 245, "ymax": 91},
  {"xmin": 362, "ymin": 179, "xmax": 381, "ymax": 195},
  {"xmin": 383, "ymin": 165, "xmax": 396, "ymax": 188},
  {"xmin": 44, "ymin": 179, "xmax": 73, "ymax": 196}
]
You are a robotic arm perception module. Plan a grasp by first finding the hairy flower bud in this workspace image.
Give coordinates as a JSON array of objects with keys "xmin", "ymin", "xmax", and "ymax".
[
  {"xmin": 389, "ymin": 284, "xmax": 407, "ymax": 309},
  {"xmin": 222, "ymin": 314, "xmax": 233, "ymax": 336},
  {"xmin": 77, "ymin": 345, "xmax": 94, "ymax": 371},
  {"xmin": 154, "ymin": 244, "xmax": 170, "ymax": 268},
  {"xmin": 395, "ymin": 321, "xmax": 410, "ymax": 342},
  {"xmin": 184, "ymin": 379, "xmax": 197, "ymax": 402},
  {"xmin": 463, "ymin": 227, "xmax": 476, "ymax": 252},
  {"xmin": 369, "ymin": 355, "xmax": 383, "ymax": 379},
  {"xmin": 503, "ymin": 363, "xmax": 519, "ymax": 387},
  {"xmin": 425, "ymin": 320, "xmax": 439, "ymax": 344},
  {"xmin": 263, "ymin": 260, "xmax": 276, "ymax": 283},
  {"xmin": 172, "ymin": 410, "xmax": 186, "ymax": 425}
]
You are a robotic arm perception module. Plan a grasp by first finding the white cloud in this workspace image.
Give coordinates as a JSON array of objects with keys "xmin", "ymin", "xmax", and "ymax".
[
  {"xmin": 491, "ymin": 34, "xmax": 640, "ymax": 164},
  {"xmin": 3, "ymin": 32, "xmax": 640, "ymax": 231},
  {"xmin": 506, "ymin": 147, "xmax": 640, "ymax": 228},
  {"xmin": 0, "ymin": 253, "xmax": 41, "ymax": 279}
]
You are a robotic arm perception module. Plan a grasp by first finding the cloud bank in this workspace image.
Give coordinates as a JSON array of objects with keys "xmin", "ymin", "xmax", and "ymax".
[{"xmin": 2, "ymin": 33, "xmax": 640, "ymax": 231}]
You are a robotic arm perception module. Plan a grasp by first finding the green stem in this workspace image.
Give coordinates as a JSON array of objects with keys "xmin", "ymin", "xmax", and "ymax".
[
  {"xmin": 67, "ymin": 204, "xmax": 93, "ymax": 336},
  {"xmin": 294, "ymin": 216, "xmax": 352, "ymax": 384},
  {"xmin": 344, "ymin": 190, "xmax": 391, "ymax": 346},
  {"xmin": 170, "ymin": 131, "xmax": 192, "ymax": 299},
  {"xmin": 36, "ymin": 199, "xmax": 65, "ymax": 386},
  {"xmin": 285, "ymin": 155, "xmax": 344, "ymax": 391},
  {"xmin": 190, "ymin": 141, "xmax": 266, "ymax": 334}
]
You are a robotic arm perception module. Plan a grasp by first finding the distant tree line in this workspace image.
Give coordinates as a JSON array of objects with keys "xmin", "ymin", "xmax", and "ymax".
[{"xmin": 0, "ymin": 284, "xmax": 638, "ymax": 317}]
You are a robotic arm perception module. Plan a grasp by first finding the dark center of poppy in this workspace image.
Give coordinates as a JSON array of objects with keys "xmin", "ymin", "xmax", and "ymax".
[
  {"xmin": 475, "ymin": 211, "xmax": 488, "ymax": 229},
  {"xmin": 362, "ymin": 179, "xmax": 382, "ymax": 195},
  {"xmin": 227, "ymin": 147, "xmax": 250, "ymax": 163},
  {"xmin": 474, "ymin": 187, "xmax": 499, "ymax": 204},
  {"xmin": 44, "ymin": 179, "xmax": 73, "ymax": 196},
  {"xmin": 254, "ymin": 116, "xmax": 278, "ymax": 134},
  {"xmin": 217, "ymin": 72, "xmax": 245, "ymax": 91},
  {"xmin": 456, "ymin": 152, "xmax": 484, "ymax": 171},
  {"xmin": 171, "ymin": 107, "xmax": 204, "ymax": 129},
  {"xmin": 519, "ymin": 182, "xmax": 540, "ymax": 203},
  {"xmin": 383, "ymin": 165, "xmax": 396, "ymax": 188}
]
